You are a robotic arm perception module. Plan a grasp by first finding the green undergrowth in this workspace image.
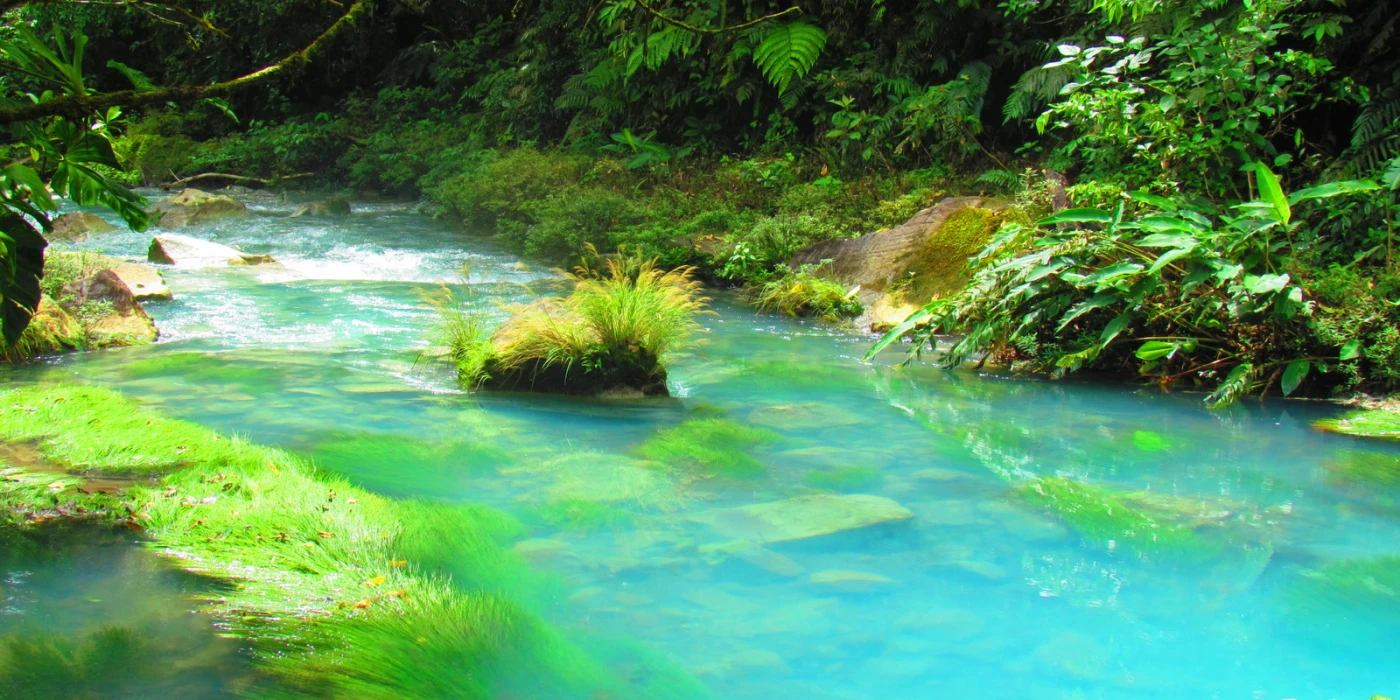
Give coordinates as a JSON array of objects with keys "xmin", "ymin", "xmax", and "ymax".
[
  {"xmin": 0, "ymin": 385, "xmax": 708, "ymax": 699},
  {"xmin": 635, "ymin": 418, "xmax": 779, "ymax": 479},
  {"xmin": 1314, "ymin": 409, "xmax": 1400, "ymax": 440}
]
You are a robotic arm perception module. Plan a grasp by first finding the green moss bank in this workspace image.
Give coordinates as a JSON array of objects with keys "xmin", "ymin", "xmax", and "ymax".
[{"xmin": 0, "ymin": 385, "xmax": 708, "ymax": 699}]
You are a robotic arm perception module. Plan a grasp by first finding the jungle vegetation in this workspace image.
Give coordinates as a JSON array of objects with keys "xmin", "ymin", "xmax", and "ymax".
[{"xmin": 2, "ymin": 0, "xmax": 1399, "ymax": 402}]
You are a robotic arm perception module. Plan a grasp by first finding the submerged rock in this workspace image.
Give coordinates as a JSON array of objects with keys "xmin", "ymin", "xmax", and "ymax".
[
  {"xmin": 48, "ymin": 211, "xmax": 115, "ymax": 242},
  {"xmin": 111, "ymin": 262, "xmax": 172, "ymax": 301},
  {"xmin": 807, "ymin": 569, "xmax": 897, "ymax": 592},
  {"xmin": 148, "ymin": 234, "xmax": 277, "ymax": 267},
  {"xmin": 291, "ymin": 198, "xmax": 352, "ymax": 217},
  {"xmin": 747, "ymin": 402, "xmax": 863, "ymax": 431},
  {"xmin": 149, "ymin": 188, "xmax": 248, "ymax": 228},
  {"xmin": 690, "ymin": 493, "xmax": 914, "ymax": 545}
]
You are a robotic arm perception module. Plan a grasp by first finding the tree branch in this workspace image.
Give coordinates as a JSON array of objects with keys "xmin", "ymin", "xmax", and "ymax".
[
  {"xmin": 632, "ymin": 0, "xmax": 800, "ymax": 35},
  {"xmin": 0, "ymin": 0, "xmax": 373, "ymax": 125}
]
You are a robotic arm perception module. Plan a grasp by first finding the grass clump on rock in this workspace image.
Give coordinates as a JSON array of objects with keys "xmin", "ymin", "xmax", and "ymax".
[
  {"xmin": 749, "ymin": 263, "xmax": 862, "ymax": 322},
  {"xmin": 636, "ymin": 418, "xmax": 779, "ymax": 479},
  {"xmin": 444, "ymin": 250, "xmax": 708, "ymax": 397},
  {"xmin": 0, "ymin": 385, "xmax": 707, "ymax": 699}
]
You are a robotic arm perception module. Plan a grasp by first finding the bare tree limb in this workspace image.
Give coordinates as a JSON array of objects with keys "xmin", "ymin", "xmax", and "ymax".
[
  {"xmin": 0, "ymin": 0, "xmax": 373, "ymax": 125},
  {"xmin": 162, "ymin": 172, "xmax": 315, "ymax": 189},
  {"xmin": 632, "ymin": 0, "xmax": 800, "ymax": 34}
]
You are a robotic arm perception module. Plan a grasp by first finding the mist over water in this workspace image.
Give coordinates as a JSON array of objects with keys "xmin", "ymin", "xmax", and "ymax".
[{"xmin": 5, "ymin": 191, "xmax": 1398, "ymax": 698}]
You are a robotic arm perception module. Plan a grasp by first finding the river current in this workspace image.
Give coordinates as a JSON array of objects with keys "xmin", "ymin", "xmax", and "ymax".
[{"xmin": 2, "ymin": 190, "xmax": 1398, "ymax": 698}]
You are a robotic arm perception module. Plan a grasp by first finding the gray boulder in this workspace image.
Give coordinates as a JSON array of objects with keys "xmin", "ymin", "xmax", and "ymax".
[
  {"xmin": 49, "ymin": 212, "xmax": 116, "ymax": 242},
  {"xmin": 148, "ymin": 234, "xmax": 277, "ymax": 267}
]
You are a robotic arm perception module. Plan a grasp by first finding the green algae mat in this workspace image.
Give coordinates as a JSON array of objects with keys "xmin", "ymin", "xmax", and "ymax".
[{"xmin": 0, "ymin": 385, "xmax": 708, "ymax": 699}]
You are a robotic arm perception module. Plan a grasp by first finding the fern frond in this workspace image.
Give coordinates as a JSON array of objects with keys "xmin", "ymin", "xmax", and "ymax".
[{"xmin": 752, "ymin": 21, "xmax": 828, "ymax": 94}]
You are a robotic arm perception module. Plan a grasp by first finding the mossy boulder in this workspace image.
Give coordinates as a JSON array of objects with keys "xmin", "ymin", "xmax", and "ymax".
[
  {"xmin": 48, "ymin": 211, "xmax": 116, "ymax": 242},
  {"xmin": 789, "ymin": 196, "xmax": 1009, "ymax": 328},
  {"xmin": 6, "ymin": 295, "xmax": 82, "ymax": 361},
  {"xmin": 61, "ymin": 269, "xmax": 158, "ymax": 346},
  {"xmin": 291, "ymin": 198, "xmax": 352, "ymax": 217},
  {"xmin": 1314, "ymin": 409, "xmax": 1400, "ymax": 440},
  {"xmin": 148, "ymin": 233, "xmax": 277, "ymax": 267},
  {"xmin": 4, "ymin": 253, "xmax": 159, "ymax": 362},
  {"xmin": 148, "ymin": 188, "xmax": 248, "ymax": 228}
]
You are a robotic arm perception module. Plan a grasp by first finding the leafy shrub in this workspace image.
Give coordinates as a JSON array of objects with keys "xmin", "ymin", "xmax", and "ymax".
[
  {"xmin": 498, "ymin": 187, "xmax": 648, "ymax": 260},
  {"xmin": 749, "ymin": 263, "xmax": 861, "ymax": 321},
  {"xmin": 431, "ymin": 148, "xmax": 590, "ymax": 229},
  {"xmin": 872, "ymin": 166, "xmax": 1380, "ymax": 406}
]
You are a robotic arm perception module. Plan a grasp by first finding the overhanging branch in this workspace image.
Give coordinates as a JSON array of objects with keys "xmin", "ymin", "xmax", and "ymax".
[
  {"xmin": 633, "ymin": 0, "xmax": 800, "ymax": 34},
  {"xmin": 0, "ymin": 0, "xmax": 373, "ymax": 125}
]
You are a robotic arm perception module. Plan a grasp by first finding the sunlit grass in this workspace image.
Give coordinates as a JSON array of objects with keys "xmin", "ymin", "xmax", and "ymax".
[{"xmin": 0, "ymin": 385, "xmax": 709, "ymax": 699}]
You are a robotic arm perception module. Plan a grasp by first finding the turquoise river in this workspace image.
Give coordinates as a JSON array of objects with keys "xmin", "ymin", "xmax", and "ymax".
[{"xmin": 2, "ymin": 190, "xmax": 1398, "ymax": 699}]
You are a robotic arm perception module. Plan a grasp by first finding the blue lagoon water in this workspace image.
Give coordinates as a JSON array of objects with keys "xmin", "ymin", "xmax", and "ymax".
[{"xmin": 4, "ymin": 191, "xmax": 1398, "ymax": 698}]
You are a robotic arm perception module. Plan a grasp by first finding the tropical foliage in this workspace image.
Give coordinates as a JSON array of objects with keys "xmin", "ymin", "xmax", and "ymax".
[{"xmin": 870, "ymin": 165, "xmax": 1391, "ymax": 404}]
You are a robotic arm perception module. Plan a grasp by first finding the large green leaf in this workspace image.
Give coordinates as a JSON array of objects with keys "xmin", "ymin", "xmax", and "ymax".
[
  {"xmin": 1135, "ymin": 340, "xmax": 1181, "ymax": 361},
  {"xmin": 1287, "ymin": 180, "xmax": 1380, "ymax": 204},
  {"xmin": 752, "ymin": 22, "xmax": 827, "ymax": 94},
  {"xmin": 1036, "ymin": 208, "xmax": 1113, "ymax": 226},
  {"xmin": 1280, "ymin": 360, "xmax": 1310, "ymax": 396},
  {"xmin": 1252, "ymin": 164, "xmax": 1290, "ymax": 226},
  {"xmin": 864, "ymin": 306, "xmax": 933, "ymax": 360},
  {"xmin": 0, "ymin": 213, "xmax": 47, "ymax": 346}
]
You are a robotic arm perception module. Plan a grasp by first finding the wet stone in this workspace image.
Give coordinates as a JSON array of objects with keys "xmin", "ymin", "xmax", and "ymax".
[{"xmin": 808, "ymin": 569, "xmax": 898, "ymax": 593}]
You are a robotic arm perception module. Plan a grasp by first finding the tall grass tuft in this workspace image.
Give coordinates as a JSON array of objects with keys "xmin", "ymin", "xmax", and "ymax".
[{"xmin": 474, "ymin": 248, "xmax": 709, "ymax": 395}]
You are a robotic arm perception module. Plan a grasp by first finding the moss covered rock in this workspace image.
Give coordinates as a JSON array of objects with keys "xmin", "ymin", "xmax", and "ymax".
[
  {"xmin": 148, "ymin": 188, "xmax": 248, "ymax": 228},
  {"xmin": 1314, "ymin": 409, "xmax": 1400, "ymax": 440},
  {"xmin": 5, "ymin": 295, "xmax": 82, "ymax": 361},
  {"xmin": 48, "ymin": 211, "xmax": 116, "ymax": 242},
  {"xmin": 4, "ymin": 253, "xmax": 159, "ymax": 362},
  {"xmin": 789, "ymin": 196, "xmax": 1009, "ymax": 328}
]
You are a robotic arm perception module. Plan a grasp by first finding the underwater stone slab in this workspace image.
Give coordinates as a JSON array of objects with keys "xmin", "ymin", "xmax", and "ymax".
[
  {"xmin": 807, "ymin": 569, "xmax": 897, "ymax": 592},
  {"xmin": 690, "ymin": 493, "xmax": 914, "ymax": 545},
  {"xmin": 149, "ymin": 234, "xmax": 278, "ymax": 267}
]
